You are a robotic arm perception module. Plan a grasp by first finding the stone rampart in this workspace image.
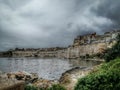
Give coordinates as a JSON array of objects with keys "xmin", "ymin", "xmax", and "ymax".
[{"xmin": 0, "ymin": 30, "xmax": 120, "ymax": 59}]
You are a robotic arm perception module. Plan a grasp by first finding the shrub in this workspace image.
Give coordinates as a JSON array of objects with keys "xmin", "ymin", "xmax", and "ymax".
[
  {"xmin": 25, "ymin": 85, "xmax": 38, "ymax": 90},
  {"xmin": 74, "ymin": 58, "xmax": 120, "ymax": 90},
  {"xmin": 104, "ymin": 34, "xmax": 120, "ymax": 62},
  {"xmin": 25, "ymin": 84, "xmax": 66, "ymax": 90},
  {"xmin": 48, "ymin": 84, "xmax": 66, "ymax": 90}
]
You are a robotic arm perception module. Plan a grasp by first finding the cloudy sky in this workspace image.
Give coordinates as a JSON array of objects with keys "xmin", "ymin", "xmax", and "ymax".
[{"xmin": 0, "ymin": 0, "xmax": 120, "ymax": 51}]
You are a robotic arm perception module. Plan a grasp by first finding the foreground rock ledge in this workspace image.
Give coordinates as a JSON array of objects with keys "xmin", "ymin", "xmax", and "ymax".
[
  {"xmin": 59, "ymin": 66, "xmax": 101, "ymax": 90},
  {"xmin": 0, "ymin": 71, "xmax": 58, "ymax": 90},
  {"xmin": 0, "ymin": 78, "xmax": 24, "ymax": 90},
  {"xmin": 0, "ymin": 65, "xmax": 100, "ymax": 90}
]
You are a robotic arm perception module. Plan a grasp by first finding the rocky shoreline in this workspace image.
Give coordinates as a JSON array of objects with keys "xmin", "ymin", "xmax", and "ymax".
[
  {"xmin": 0, "ymin": 65, "xmax": 99, "ymax": 90},
  {"xmin": 0, "ymin": 71, "xmax": 58, "ymax": 89},
  {"xmin": 60, "ymin": 65, "xmax": 101, "ymax": 90}
]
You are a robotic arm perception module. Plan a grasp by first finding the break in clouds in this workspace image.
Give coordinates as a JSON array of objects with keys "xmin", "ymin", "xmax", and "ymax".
[{"xmin": 0, "ymin": 0, "xmax": 120, "ymax": 51}]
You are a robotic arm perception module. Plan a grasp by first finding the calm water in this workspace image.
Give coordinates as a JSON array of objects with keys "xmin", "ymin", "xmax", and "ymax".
[{"xmin": 0, "ymin": 58, "xmax": 102, "ymax": 80}]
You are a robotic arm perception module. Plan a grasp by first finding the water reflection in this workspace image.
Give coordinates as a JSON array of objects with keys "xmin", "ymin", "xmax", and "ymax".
[
  {"xmin": 69, "ymin": 59, "xmax": 102, "ymax": 67},
  {"xmin": 0, "ymin": 58, "xmax": 102, "ymax": 80}
]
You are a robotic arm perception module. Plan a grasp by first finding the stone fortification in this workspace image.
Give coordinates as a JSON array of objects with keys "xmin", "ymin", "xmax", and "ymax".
[
  {"xmin": 0, "ymin": 30, "xmax": 120, "ymax": 59},
  {"xmin": 66, "ymin": 30, "xmax": 119, "ymax": 59},
  {"xmin": 10, "ymin": 47, "xmax": 66, "ymax": 58}
]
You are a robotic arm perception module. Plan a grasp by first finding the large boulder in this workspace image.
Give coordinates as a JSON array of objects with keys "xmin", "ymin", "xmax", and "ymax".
[
  {"xmin": 7, "ymin": 71, "xmax": 38, "ymax": 83},
  {"xmin": 0, "ymin": 71, "xmax": 25, "ymax": 90}
]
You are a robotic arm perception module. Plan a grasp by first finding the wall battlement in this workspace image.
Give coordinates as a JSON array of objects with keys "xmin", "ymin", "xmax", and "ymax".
[{"xmin": 73, "ymin": 30, "xmax": 120, "ymax": 47}]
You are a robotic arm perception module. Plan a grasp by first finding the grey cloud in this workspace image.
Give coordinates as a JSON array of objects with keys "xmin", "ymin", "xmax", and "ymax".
[
  {"xmin": 92, "ymin": 0, "xmax": 120, "ymax": 27},
  {"xmin": 0, "ymin": 0, "xmax": 119, "ymax": 51}
]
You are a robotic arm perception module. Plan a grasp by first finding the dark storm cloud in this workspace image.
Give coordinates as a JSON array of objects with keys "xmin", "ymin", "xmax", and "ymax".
[
  {"xmin": 0, "ymin": 0, "xmax": 119, "ymax": 51},
  {"xmin": 89, "ymin": 0, "xmax": 120, "ymax": 33},
  {"xmin": 92, "ymin": 0, "xmax": 120, "ymax": 24}
]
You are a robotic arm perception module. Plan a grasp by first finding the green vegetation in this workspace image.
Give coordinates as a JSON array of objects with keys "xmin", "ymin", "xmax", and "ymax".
[
  {"xmin": 75, "ymin": 58, "xmax": 120, "ymax": 90},
  {"xmin": 104, "ymin": 34, "xmax": 120, "ymax": 62},
  {"xmin": 48, "ymin": 84, "xmax": 66, "ymax": 90},
  {"xmin": 25, "ymin": 85, "xmax": 38, "ymax": 90},
  {"xmin": 25, "ymin": 84, "xmax": 66, "ymax": 90},
  {"xmin": 75, "ymin": 34, "xmax": 120, "ymax": 90}
]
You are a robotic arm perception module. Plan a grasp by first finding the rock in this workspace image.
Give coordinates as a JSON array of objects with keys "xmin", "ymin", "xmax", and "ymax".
[
  {"xmin": 59, "ymin": 66, "xmax": 101, "ymax": 90},
  {"xmin": 30, "ymin": 73, "xmax": 39, "ymax": 83},
  {"xmin": 33, "ymin": 79, "xmax": 58, "ymax": 89},
  {"xmin": 0, "ymin": 77, "xmax": 25, "ymax": 90},
  {"xmin": 59, "ymin": 67, "xmax": 92, "ymax": 90},
  {"xmin": 0, "ymin": 73, "xmax": 8, "ymax": 79},
  {"xmin": 6, "ymin": 71, "xmax": 39, "ymax": 83},
  {"xmin": 7, "ymin": 73, "xmax": 16, "ymax": 79},
  {"xmin": 0, "ymin": 72, "xmax": 25, "ymax": 90}
]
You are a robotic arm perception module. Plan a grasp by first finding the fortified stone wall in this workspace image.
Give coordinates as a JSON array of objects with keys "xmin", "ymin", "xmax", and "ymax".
[
  {"xmin": 66, "ymin": 41, "xmax": 116, "ymax": 59},
  {"xmin": 1, "ymin": 30, "xmax": 120, "ymax": 59},
  {"xmin": 10, "ymin": 47, "xmax": 66, "ymax": 58},
  {"xmin": 66, "ymin": 30, "xmax": 119, "ymax": 59}
]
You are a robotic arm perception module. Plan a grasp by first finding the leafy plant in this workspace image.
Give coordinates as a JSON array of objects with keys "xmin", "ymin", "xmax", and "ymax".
[
  {"xmin": 25, "ymin": 85, "xmax": 38, "ymax": 90},
  {"xmin": 25, "ymin": 84, "xmax": 66, "ymax": 90},
  {"xmin": 74, "ymin": 58, "xmax": 120, "ymax": 90},
  {"xmin": 48, "ymin": 84, "xmax": 66, "ymax": 90},
  {"xmin": 104, "ymin": 34, "xmax": 120, "ymax": 62}
]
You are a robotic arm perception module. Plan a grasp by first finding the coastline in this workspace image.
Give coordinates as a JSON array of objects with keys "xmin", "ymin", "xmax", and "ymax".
[
  {"xmin": 0, "ymin": 63, "xmax": 101, "ymax": 90},
  {"xmin": 0, "ymin": 30, "xmax": 119, "ymax": 59}
]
